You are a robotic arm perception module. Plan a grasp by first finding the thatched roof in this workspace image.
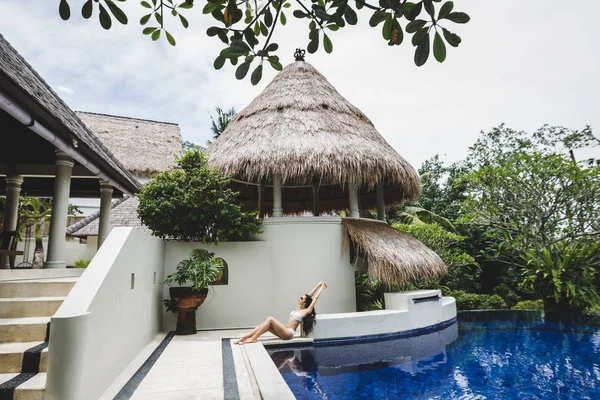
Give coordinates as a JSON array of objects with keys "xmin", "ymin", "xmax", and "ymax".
[
  {"xmin": 66, "ymin": 196, "xmax": 151, "ymax": 237},
  {"xmin": 76, "ymin": 112, "xmax": 182, "ymax": 176},
  {"xmin": 0, "ymin": 35, "xmax": 140, "ymax": 195},
  {"xmin": 207, "ymin": 61, "xmax": 420, "ymax": 212},
  {"xmin": 342, "ymin": 218, "xmax": 446, "ymax": 286}
]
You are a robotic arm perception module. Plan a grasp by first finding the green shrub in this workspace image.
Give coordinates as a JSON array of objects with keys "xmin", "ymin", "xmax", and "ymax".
[
  {"xmin": 446, "ymin": 290, "xmax": 508, "ymax": 310},
  {"xmin": 511, "ymin": 299, "xmax": 544, "ymax": 310},
  {"xmin": 73, "ymin": 258, "xmax": 91, "ymax": 269},
  {"xmin": 493, "ymin": 283, "xmax": 521, "ymax": 307}
]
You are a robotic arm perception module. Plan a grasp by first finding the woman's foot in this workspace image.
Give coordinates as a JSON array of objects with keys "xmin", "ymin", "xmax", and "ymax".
[
  {"xmin": 233, "ymin": 338, "xmax": 244, "ymax": 345},
  {"xmin": 243, "ymin": 338, "xmax": 258, "ymax": 344}
]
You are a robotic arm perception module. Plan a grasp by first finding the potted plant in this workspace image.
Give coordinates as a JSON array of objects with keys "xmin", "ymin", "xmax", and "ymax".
[{"xmin": 164, "ymin": 248, "xmax": 223, "ymax": 335}]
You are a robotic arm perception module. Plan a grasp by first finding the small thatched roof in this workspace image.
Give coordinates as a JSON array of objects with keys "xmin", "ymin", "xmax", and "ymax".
[
  {"xmin": 342, "ymin": 218, "xmax": 446, "ymax": 287},
  {"xmin": 208, "ymin": 61, "xmax": 420, "ymax": 212},
  {"xmin": 76, "ymin": 112, "xmax": 182, "ymax": 176},
  {"xmin": 66, "ymin": 196, "xmax": 151, "ymax": 237}
]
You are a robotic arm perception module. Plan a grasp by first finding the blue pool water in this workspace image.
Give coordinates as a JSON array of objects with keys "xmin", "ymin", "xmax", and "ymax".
[{"xmin": 268, "ymin": 311, "xmax": 600, "ymax": 399}]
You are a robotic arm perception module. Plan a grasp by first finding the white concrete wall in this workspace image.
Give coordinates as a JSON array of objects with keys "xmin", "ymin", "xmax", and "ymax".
[
  {"xmin": 46, "ymin": 228, "xmax": 165, "ymax": 400},
  {"xmin": 12, "ymin": 236, "xmax": 96, "ymax": 267},
  {"xmin": 163, "ymin": 217, "xmax": 357, "ymax": 331},
  {"xmin": 310, "ymin": 290, "xmax": 456, "ymax": 340}
]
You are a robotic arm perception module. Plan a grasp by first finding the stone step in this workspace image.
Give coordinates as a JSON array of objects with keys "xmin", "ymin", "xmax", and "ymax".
[
  {"xmin": 0, "ymin": 372, "xmax": 46, "ymax": 400},
  {"xmin": 0, "ymin": 317, "xmax": 49, "ymax": 344},
  {"xmin": 0, "ymin": 342, "xmax": 48, "ymax": 374},
  {"xmin": 0, "ymin": 297, "xmax": 65, "ymax": 318},
  {"xmin": 0, "ymin": 268, "xmax": 84, "ymax": 281},
  {"xmin": 0, "ymin": 278, "xmax": 77, "ymax": 298}
]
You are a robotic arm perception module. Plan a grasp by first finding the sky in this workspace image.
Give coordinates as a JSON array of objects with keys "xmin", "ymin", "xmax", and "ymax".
[{"xmin": 1, "ymin": 0, "xmax": 599, "ymax": 170}]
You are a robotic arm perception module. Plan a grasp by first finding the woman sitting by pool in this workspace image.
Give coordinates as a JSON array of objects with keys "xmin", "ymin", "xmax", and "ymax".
[{"xmin": 234, "ymin": 281, "xmax": 327, "ymax": 344}]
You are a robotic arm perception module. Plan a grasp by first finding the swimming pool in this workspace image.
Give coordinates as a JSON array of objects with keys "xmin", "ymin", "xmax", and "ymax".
[{"xmin": 268, "ymin": 311, "xmax": 600, "ymax": 399}]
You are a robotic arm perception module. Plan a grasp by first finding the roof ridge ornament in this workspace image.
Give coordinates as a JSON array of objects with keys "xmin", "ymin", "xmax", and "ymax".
[{"xmin": 294, "ymin": 48, "xmax": 306, "ymax": 61}]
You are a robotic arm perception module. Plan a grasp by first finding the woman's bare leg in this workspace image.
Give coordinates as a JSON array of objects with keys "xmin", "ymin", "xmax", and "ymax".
[
  {"xmin": 234, "ymin": 324, "xmax": 263, "ymax": 344},
  {"xmin": 244, "ymin": 317, "xmax": 293, "ymax": 343}
]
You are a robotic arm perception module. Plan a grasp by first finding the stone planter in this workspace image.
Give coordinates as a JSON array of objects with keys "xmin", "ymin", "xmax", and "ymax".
[{"xmin": 169, "ymin": 287, "xmax": 209, "ymax": 335}]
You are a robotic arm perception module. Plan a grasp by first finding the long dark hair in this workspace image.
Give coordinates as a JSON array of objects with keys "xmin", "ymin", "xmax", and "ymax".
[{"xmin": 302, "ymin": 294, "xmax": 316, "ymax": 335}]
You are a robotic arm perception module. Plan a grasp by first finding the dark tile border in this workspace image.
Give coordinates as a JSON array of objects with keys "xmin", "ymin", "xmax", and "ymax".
[
  {"xmin": 0, "ymin": 373, "xmax": 36, "ymax": 400},
  {"xmin": 221, "ymin": 338, "xmax": 240, "ymax": 400},
  {"xmin": 22, "ymin": 342, "xmax": 48, "ymax": 373},
  {"xmin": 312, "ymin": 317, "xmax": 458, "ymax": 347},
  {"xmin": 113, "ymin": 332, "xmax": 175, "ymax": 400}
]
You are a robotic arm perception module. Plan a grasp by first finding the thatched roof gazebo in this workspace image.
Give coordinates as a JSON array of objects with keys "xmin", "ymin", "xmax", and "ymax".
[{"xmin": 208, "ymin": 60, "xmax": 421, "ymax": 218}]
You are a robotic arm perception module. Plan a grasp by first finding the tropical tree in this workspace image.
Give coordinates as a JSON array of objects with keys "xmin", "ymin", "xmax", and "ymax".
[
  {"xmin": 18, "ymin": 198, "xmax": 52, "ymax": 269},
  {"xmin": 137, "ymin": 149, "xmax": 261, "ymax": 242},
  {"xmin": 210, "ymin": 106, "xmax": 236, "ymax": 139},
  {"xmin": 462, "ymin": 126, "xmax": 600, "ymax": 311},
  {"xmin": 56, "ymin": 0, "xmax": 470, "ymax": 84}
]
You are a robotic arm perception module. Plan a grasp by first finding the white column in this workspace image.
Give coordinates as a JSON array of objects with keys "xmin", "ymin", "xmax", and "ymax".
[
  {"xmin": 376, "ymin": 183, "xmax": 385, "ymax": 221},
  {"xmin": 272, "ymin": 174, "xmax": 283, "ymax": 217},
  {"xmin": 348, "ymin": 181, "xmax": 360, "ymax": 218},
  {"xmin": 97, "ymin": 180, "xmax": 113, "ymax": 250},
  {"xmin": 1, "ymin": 175, "xmax": 23, "ymax": 269},
  {"xmin": 45, "ymin": 151, "xmax": 74, "ymax": 269}
]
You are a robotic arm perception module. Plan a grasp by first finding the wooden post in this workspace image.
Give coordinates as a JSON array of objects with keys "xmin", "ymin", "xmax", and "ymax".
[
  {"xmin": 258, "ymin": 180, "xmax": 265, "ymax": 218},
  {"xmin": 376, "ymin": 183, "xmax": 385, "ymax": 221},
  {"xmin": 348, "ymin": 181, "xmax": 359, "ymax": 218},
  {"xmin": 312, "ymin": 178, "xmax": 320, "ymax": 216}
]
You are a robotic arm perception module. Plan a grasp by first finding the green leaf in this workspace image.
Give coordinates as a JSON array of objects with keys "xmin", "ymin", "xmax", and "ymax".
[
  {"xmin": 327, "ymin": 24, "xmax": 339, "ymax": 31},
  {"xmin": 268, "ymin": 58, "xmax": 283, "ymax": 70},
  {"xmin": 445, "ymin": 12, "xmax": 470, "ymax": 23},
  {"xmin": 230, "ymin": 39, "xmax": 251, "ymax": 52},
  {"xmin": 323, "ymin": 33, "xmax": 333, "ymax": 53},
  {"xmin": 105, "ymin": 0, "xmax": 128, "ymax": 24},
  {"xmin": 260, "ymin": 21, "xmax": 268, "ymax": 36},
  {"xmin": 203, "ymin": 1, "xmax": 221, "ymax": 14},
  {"xmin": 253, "ymin": 21, "xmax": 260, "ymax": 36},
  {"xmin": 264, "ymin": 7, "xmax": 273, "ymax": 27},
  {"xmin": 172, "ymin": 9, "xmax": 177, "ymax": 16},
  {"xmin": 265, "ymin": 43, "xmax": 279, "ymax": 52},
  {"xmin": 442, "ymin": 28, "xmax": 461, "ymax": 47},
  {"xmin": 293, "ymin": 10, "xmax": 306, "ymax": 18},
  {"xmin": 155, "ymin": 12, "xmax": 163, "ymax": 25},
  {"xmin": 423, "ymin": 0, "xmax": 435, "ymax": 18},
  {"xmin": 433, "ymin": 31, "xmax": 446, "ymax": 62},
  {"xmin": 99, "ymin": 4, "xmax": 112, "ymax": 30},
  {"xmin": 179, "ymin": 14, "xmax": 189, "ymax": 28},
  {"xmin": 151, "ymin": 29, "xmax": 161, "ymax": 41},
  {"xmin": 283, "ymin": 2, "xmax": 291, "ymax": 8},
  {"xmin": 406, "ymin": 19, "xmax": 426, "ymax": 33},
  {"xmin": 179, "ymin": 1, "xmax": 193, "ymax": 9},
  {"xmin": 166, "ymin": 31, "xmax": 176, "ymax": 46},
  {"xmin": 59, "ymin": 0, "xmax": 71, "ymax": 20},
  {"xmin": 207, "ymin": 26, "xmax": 221, "ymax": 36},
  {"xmin": 280, "ymin": 12, "xmax": 287, "ymax": 25},
  {"xmin": 344, "ymin": 6, "xmax": 358, "ymax": 25},
  {"xmin": 82, "ymin": 0, "xmax": 93, "ymax": 19},
  {"xmin": 309, "ymin": 29, "xmax": 318, "ymax": 42},
  {"xmin": 414, "ymin": 32, "xmax": 430, "ymax": 66},
  {"xmin": 406, "ymin": 1, "xmax": 422, "ymax": 20},
  {"xmin": 411, "ymin": 27, "xmax": 428, "ymax": 46},
  {"xmin": 235, "ymin": 61, "xmax": 252, "ymax": 79},
  {"xmin": 243, "ymin": 28, "xmax": 258, "ymax": 47},
  {"xmin": 388, "ymin": 18, "xmax": 403, "ymax": 46},
  {"xmin": 250, "ymin": 64, "xmax": 263, "ymax": 85},
  {"xmin": 382, "ymin": 16, "xmax": 392, "ymax": 40},
  {"xmin": 309, "ymin": 20, "xmax": 316, "ymax": 30},
  {"xmin": 438, "ymin": 1, "xmax": 453, "ymax": 19},
  {"xmin": 369, "ymin": 10, "xmax": 388, "ymax": 27},
  {"xmin": 141, "ymin": 1, "xmax": 153, "ymax": 9},
  {"xmin": 142, "ymin": 27, "xmax": 157, "ymax": 34},
  {"xmin": 214, "ymin": 55, "xmax": 226, "ymax": 69},
  {"xmin": 140, "ymin": 14, "xmax": 151, "ymax": 25}
]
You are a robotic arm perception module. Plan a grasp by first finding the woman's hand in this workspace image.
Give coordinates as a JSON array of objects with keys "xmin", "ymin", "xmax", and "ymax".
[{"xmin": 322, "ymin": 282, "xmax": 328, "ymax": 289}]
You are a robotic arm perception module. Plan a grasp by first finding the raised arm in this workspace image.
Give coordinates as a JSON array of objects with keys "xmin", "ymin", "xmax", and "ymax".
[
  {"xmin": 308, "ymin": 281, "xmax": 324, "ymax": 297},
  {"xmin": 302, "ymin": 283, "xmax": 326, "ymax": 317}
]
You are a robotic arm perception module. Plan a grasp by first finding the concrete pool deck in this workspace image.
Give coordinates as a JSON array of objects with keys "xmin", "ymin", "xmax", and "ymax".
[{"xmin": 100, "ymin": 329, "xmax": 306, "ymax": 400}]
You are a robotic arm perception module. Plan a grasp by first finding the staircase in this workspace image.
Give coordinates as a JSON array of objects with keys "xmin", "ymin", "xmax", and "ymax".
[{"xmin": 0, "ymin": 269, "xmax": 83, "ymax": 400}]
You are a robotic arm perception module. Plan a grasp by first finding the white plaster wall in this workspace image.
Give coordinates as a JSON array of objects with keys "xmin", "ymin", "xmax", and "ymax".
[
  {"xmin": 12, "ymin": 236, "xmax": 96, "ymax": 267},
  {"xmin": 163, "ymin": 240, "xmax": 273, "ymax": 330},
  {"xmin": 162, "ymin": 217, "xmax": 357, "ymax": 330},
  {"xmin": 46, "ymin": 228, "xmax": 165, "ymax": 400}
]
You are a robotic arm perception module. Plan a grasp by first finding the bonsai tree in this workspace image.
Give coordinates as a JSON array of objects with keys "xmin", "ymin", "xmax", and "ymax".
[
  {"xmin": 164, "ymin": 248, "xmax": 224, "ymax": 334},
  {"xmin": 137, "ymin": 149, "xmax": 261, "ymax": 243}
]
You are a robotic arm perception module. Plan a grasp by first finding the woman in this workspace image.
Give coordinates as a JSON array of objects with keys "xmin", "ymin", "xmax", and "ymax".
[{"xmin": 234, "ymin": 281, "xmax": 327, "ymax": 344}]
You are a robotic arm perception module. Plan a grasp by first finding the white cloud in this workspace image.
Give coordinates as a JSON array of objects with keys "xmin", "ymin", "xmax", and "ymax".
[
  {"xmin": 1, "ymin": 0, "xmax": 599, "ymax": 168},
  {"xmin": 56, "ymin": 85, "xmax": 74, "ymax": 94}
]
